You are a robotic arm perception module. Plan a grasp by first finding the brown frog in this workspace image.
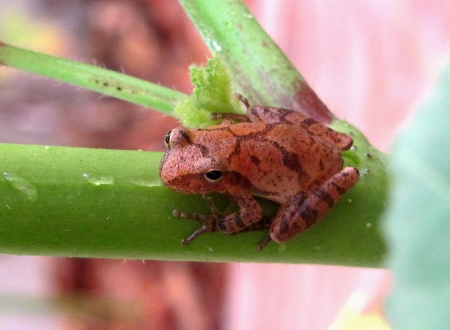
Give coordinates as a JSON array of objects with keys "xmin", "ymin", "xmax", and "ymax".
[{"xmin": 159, "ymin": 95, "xmax": 359, "ymax": 249}]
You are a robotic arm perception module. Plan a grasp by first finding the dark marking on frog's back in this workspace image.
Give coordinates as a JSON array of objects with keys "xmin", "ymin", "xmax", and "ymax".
[
  {"xmin": 319, "ymin": 159, "xmax": 325, "ymax": 171},
  {"xmin": 179, "ymin": 129, "xmax": 211, "ymax": 158},
  {"xmin": 269, "ymin": 140, "xmax": 309, "ymax": 182},
  {"xmin": 250, "ymin": 155, "xmax": 260, "ymax": 166},
  {"xmin": 300, "ymin": 118, "xmax": 319, "ymax": 129}
]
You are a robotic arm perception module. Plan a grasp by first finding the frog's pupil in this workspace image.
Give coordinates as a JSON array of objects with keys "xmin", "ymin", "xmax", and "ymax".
[
  {"xmin": 164, "ymin": 131, "xmax": 172, "ymax": 149},
  {"xmin": 205, "ymin": 170, "xmax": 222, "ymax": 181}
]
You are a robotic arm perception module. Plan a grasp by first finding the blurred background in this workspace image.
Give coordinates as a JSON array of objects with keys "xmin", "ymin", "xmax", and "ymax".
[{"xmin": 0, "ymin": 0, "xmax": 449, "ymax": 329}]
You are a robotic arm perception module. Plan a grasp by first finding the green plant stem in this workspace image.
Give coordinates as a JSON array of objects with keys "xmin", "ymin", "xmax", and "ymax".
[
  {"xmin": 0, "ymin": 139, "xmax": 386, "ymax": 267},
  {"xmin": 0, "ymin": 42, "xmax": 187, "ymax": 113},
  {"xmin": 179, "ymin": 0, "xmax": 333, "ymax": 123}
]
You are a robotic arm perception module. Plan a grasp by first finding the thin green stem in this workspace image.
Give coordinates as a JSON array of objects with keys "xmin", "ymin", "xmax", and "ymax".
[{"xmin": 0, "ymin": 42, "xmax": 187, "ymax": 113}]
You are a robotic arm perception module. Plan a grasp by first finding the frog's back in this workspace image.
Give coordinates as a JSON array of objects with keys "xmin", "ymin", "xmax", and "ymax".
[{"xmin": 226, "ymin": 122, "xmax": 344, "ymax": 202}]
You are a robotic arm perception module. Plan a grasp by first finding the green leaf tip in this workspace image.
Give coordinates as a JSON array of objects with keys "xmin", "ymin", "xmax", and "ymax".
[{"xmin": 174, "ymin": 55, "xmax": 244, "ymax": 127}]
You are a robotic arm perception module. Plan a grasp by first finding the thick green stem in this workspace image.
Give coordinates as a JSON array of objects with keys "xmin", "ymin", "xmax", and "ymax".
[
  {"xmin": 0, "ymin": 137, "xmax": 386, "ymax": 266},
  {"xmin": 179, "ymin": 0, "xmax": 333, "ymax": 122}
]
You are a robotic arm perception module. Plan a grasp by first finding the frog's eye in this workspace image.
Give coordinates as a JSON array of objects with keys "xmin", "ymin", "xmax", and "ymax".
[
  {"xmin": 204, "ymin": 170, "xmax": 223, "ymax": 183},
  {"xmin": 164, "ymin": 130, "xmax": 172, "ymax": 149}
]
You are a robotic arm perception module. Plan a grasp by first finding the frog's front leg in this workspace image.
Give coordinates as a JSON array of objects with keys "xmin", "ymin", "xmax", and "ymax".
[
  {"xmin": 174, "ymin": 191, "xmax": 263, "ymax": 245},
  {"xmin": 270, "ymin": 167, "xmax": 360, "ymax": 243}
]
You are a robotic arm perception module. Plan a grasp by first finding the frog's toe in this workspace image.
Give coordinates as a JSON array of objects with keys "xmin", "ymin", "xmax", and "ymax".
[
  {"xmin": 172, "ymin": 209, "xmax": 213, "ymax": 222},
  {"xmin": 181, "ymin": 225, "xmax": 211, "ymax": 246},
  {"xmin": 256, "ymin": 235, "xmax": 272, "ymax": 251},
  {"xmin": 172, "ymin": 209, "xmax": 184, "ymax": 218}
]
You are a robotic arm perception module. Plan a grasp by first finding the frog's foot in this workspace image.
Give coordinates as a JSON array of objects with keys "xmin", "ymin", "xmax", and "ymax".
[
  {"xmin": 172, "ymin": 209, "xmax": 219, "ymax": 245},
  {"xmin": 176, "ymin": 212, "xmax": 274, "ymax": 248},
  {"xmin": 172, "ymin": 195, "xmax": 235, "ymax": 246},
  {"xmin": 209, "ymin": 94, "xmax": 252, "ymax": 123},
  {"xmin": 202, "ymin": 194, "xmax": 235, "ymax": 217},
  {"xmin": 256, "ymin": 235, "xmax": 272, "ymax": 251},
  {"xmin": 173, "ymin": 195, "xmax": 273, "ymax": 248},
  {"xmin": 181, "ymin": 224, "xmax": 210, "ymax": 246},
  {"xmin": 231, "ymin": 215, "xmax": 274, "ymax": 250},
  {"xmin": 211, "ymin": 112, "xmax": 250, "ymax": 123}
]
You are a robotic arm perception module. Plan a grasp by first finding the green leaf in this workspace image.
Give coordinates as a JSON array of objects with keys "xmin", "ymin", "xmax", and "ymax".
[
  {"xmin": 174, "ymin": 55, "xmax": 243, "ymax": 127},
  {"xmin": 383, "ymin": 60, "xmax": 450, "ymax": 328}
]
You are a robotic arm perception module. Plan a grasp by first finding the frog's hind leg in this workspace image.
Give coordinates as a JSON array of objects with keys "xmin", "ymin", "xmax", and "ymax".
[
  {"xmin": 269, "ymin": 167, "xmax": 360, "ymax": 243},
  {"xmin": 234, "ymin": 94, "xmax": 354, "ymax": 151}
]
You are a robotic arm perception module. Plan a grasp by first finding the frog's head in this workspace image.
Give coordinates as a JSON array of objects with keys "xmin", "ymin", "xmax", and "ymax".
[{"xmin": 159, "ymin": 127, "xmax": 229, "ymax": 194}]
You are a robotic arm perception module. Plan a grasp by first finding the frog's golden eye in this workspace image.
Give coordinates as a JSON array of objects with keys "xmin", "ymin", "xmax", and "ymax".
[
  {"xmin": 164, "ymin": 130, "xmax": 172, "ymax": 149},
  {"xmin": 204, "ymin": 170, "xmax": 223, "ymax": 183}
]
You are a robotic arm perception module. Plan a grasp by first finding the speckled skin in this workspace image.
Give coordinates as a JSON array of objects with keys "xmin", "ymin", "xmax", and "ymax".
[{"xmin": 160, "ymin": 96, "xmax": 359, "ymax": 247}]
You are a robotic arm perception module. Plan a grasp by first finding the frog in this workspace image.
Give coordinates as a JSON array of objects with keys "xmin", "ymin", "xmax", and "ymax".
[{"xmin": 159, "ymin": 94, "xmax": 360, "ymax": 250}]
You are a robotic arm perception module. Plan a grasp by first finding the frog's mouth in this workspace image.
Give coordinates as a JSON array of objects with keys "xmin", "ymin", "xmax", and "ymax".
[
  {"xmin": 161, "ymin": 173, "xmax": 220, "ymax": 194},
  {"xmin": 159, "ymin": 151, "xmax": 170, "ymax": 176}
]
